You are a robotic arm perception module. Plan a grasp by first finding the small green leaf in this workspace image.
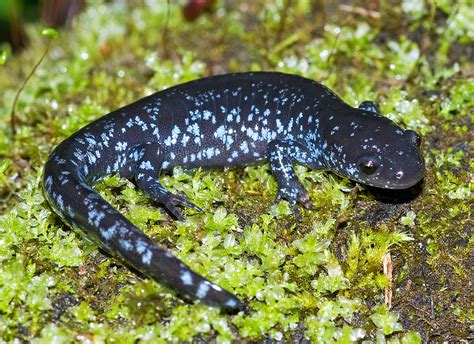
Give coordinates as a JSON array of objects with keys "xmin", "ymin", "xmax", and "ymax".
[
  {"xmin": 370, "ymin": 305, "xmax": 403, "ymax": 335},
  {"xmin": 71, "ymin": 301, "xmax": 96, "ymax": 323},
  {"xmin": 40, "ymin": 28, "xmax": 59, "ymax": 39},
  {"xmin": 0, "ymin": 50, "xmax": 7, "ymax": 65},
  {"xmin": 0, "ymin": 159, "xmax": 11, "ymax": 174},
  {"xmin": 402, "ymin": 331, "xmax": 422, "ymax": 344}
]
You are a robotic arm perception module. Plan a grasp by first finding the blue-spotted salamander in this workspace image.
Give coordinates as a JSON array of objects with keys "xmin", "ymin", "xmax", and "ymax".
[{"xmin": 43, "ymin": 72, "xmax": 424, "ymax": 309}]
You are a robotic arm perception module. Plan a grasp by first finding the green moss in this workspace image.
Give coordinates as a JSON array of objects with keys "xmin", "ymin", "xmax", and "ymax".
[
  {"xmin": 381, "ymin": 89, "xmax": 430, "ymax": 135},
  {"xmin": 370, "ymin": 305, "xmax": 403, "ymax": 335},
  {"xmin": 0, "ymin": 50, "xmax": 7, "ymax": 65},
  {"xmin": 0, "ymin": 0, "xmax": 472, "ymax": 342},
  {"xmin": 305, "ymin": 297, "xmax": 365, "ymax": 342}
]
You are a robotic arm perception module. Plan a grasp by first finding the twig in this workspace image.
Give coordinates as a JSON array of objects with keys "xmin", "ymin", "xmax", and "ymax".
[
  {"xmin": 383, "ymin": 252, "xmax": 393, "ymax": 309},
  {"xmin": 339, "ymin": 4, "xmax": 381, "ymax": 19},
  {"xmin": 277, "ymin": 0, "xmax": 294, "ymax": 42},
  {"xmin": 161, "ymin": 0, "xmax": 171, "ymax": 59}
]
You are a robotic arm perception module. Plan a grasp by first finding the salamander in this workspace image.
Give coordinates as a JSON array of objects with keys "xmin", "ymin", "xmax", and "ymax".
[{"xmin": 43, "ymin": 72, "xmax": 424, "ymax": 310}]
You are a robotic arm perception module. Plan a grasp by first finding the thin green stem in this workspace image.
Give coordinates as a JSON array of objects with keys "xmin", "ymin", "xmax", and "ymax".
[{"xmin": 10, "ymin": 38, "xmax": 54, "ymax": 137}]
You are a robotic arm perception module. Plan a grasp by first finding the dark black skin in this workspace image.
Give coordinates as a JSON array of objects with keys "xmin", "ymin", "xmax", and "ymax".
[{"xmin": 43, "ymin": 72, "xmax": 424, "ymax": 309}]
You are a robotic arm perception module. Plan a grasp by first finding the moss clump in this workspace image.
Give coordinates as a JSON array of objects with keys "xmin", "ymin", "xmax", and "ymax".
[{"xmin": 0, "ymin": 0, "xmax": 472, "ymax": 342}]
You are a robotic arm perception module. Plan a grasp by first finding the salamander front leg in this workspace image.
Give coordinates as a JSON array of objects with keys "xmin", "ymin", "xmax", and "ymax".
[
  {"xmin": 121, "ymin": 143, "xmax": 202, "ymax": 220},
  {"xmin": 359, "ymin": 100, "xmax": 381, "ymax": 114},
  {"xmin": 268, "ymin": 140, "xmax": 314, "ymax": 221}
]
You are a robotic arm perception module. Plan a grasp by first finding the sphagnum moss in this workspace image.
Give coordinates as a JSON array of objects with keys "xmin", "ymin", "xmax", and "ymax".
[{"xmin": 0, "ymin": 0, "xmax": 472, "ymax": 342}]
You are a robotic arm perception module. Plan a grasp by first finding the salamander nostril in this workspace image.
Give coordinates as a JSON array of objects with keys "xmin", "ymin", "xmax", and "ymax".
[{"xmin": 395, "ymin": 171, "xmax": 404, "ymax": 179}]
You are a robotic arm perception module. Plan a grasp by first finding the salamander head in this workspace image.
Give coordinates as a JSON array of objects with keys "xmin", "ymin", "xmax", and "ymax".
[{"xmin": 322, "ymin": 111, "xmax": 424, "ymax": 189}]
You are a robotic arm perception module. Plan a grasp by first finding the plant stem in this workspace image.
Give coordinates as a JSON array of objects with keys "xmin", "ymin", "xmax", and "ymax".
[{"xmin": 10, "ymin": 38, "xmax": 53, "ymax": 137}]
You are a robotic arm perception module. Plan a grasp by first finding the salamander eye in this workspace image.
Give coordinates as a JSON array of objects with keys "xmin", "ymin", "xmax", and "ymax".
[
  {"xmin": 358, "ymin": 156, "xmax": 379, "ymax": 175},
  {"xmin": 406, "ymin": 130, "xmax": 421, "ymax": 147}
]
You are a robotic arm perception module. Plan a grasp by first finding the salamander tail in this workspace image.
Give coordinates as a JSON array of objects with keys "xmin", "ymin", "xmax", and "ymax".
[{"xmin": 43, "ymin": 158, "xmax": 242, "ymax": 310}]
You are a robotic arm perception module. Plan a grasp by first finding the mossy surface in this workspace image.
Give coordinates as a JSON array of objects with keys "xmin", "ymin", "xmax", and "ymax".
[{"xmin": 0, "ymin": 0, "xmax": 472, "ymax": 342}]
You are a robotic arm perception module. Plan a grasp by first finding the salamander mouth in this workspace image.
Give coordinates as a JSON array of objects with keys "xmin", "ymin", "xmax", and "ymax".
[
  {"xmin": 367, "ymin": 172, "xmax": 424, "ymax": 190},
  {"xmin": 380, "ymin": 179, "xmax": 423, "ymax": 190}
]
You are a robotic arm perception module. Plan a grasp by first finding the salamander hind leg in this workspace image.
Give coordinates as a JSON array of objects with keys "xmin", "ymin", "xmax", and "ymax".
[
  {"xmin": 115, "ymin": 143, "xmax": 240, "ymax": 309},
  {"xmin": 268, "ymin": 140, "xmax": 314, "ymax": 221},
  {"xmin": 121, "ymin": 143, "xmax": 202, "ymax": 220}
]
